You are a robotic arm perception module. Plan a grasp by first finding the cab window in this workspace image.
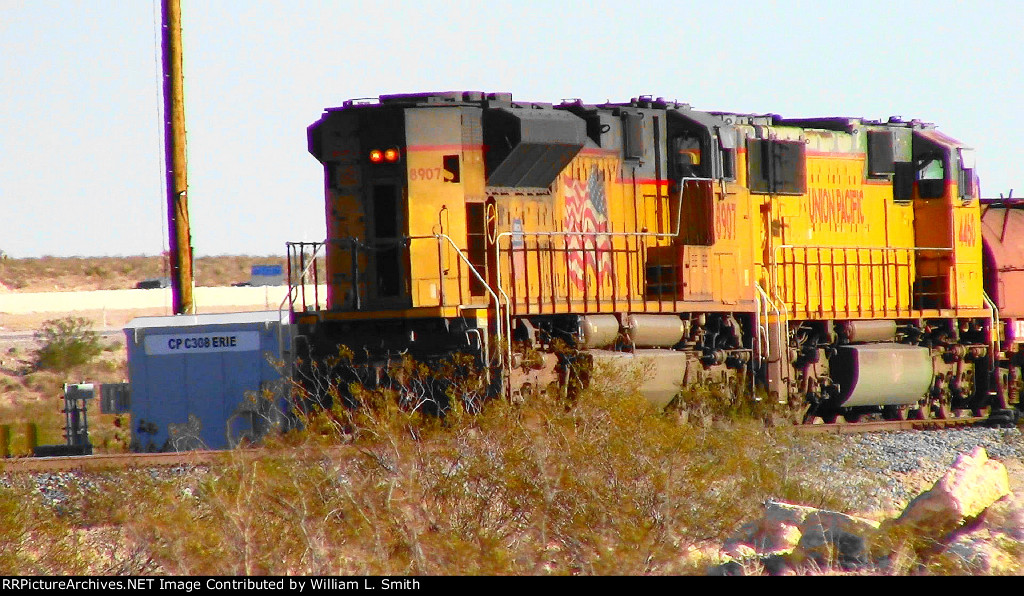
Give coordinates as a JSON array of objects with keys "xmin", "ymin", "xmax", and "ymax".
[
  {"xmin": 916, "ymin": 153, "xmax": 946, "ymax": 199},
  {"xmin": 670, "ymin": 135, "xmax": 703, "ymax": 179}
]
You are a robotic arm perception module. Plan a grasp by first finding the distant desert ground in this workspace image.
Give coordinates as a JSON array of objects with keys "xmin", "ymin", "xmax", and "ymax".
[{"xmin": 0, "ymin": 285, "xmax": 327, "ymax": 332}]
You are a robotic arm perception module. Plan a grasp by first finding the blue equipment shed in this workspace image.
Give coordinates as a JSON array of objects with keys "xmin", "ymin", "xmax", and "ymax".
[{"xmin": 123, "ymin": 311, "xmax": 295, "ymax": 451}]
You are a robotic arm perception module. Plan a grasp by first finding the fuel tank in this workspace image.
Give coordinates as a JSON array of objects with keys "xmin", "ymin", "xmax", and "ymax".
[
  {"xmin": 589, "ymin": 349, "xmax": 687, "ymax": 409},
  {"xmin": 829, "ymin": 343, "xmax": 933, "ymax": 407}
]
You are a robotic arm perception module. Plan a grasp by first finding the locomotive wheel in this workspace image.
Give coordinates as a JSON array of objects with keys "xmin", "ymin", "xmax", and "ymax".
[
  {"xmin": 805, "ymin": 412, "xmax": 839, "ymax": 424},
  {"xmin": 800, "ymin": 402, "xmax": 837, "ymax": 424},
  {"xmin": 972, "ymin": 406, "xmax": 991, "ymax": 418},
  {"xmin": 841, "ymin": 411, "xmax": 864, "ymax": 423},
  {"xmin": 969, "ymin": 392, "xmax": 999, "ymax": 417},
  {"xmin": 816, "ymin": 411, "xmax": 839, "ymax": 424},
  {"xmin": 882, "ymin": 405, "xmax": 907, "ymax": 421},
  {"xmin": 930, "ymin": 401, "xmax": 952, "ymax": 420}
]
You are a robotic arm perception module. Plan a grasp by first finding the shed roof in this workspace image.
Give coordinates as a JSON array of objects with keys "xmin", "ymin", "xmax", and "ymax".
[{"xmin": 124, "ymin": 310, "xmax": 288, "ymax": 330}]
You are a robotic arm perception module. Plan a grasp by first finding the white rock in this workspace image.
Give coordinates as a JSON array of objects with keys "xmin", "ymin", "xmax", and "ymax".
[{"xmin": 897, "ymin": 447, "xmax": 1011, "ymax": 536}]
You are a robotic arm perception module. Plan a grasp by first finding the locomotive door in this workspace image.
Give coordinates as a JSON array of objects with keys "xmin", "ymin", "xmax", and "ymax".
[
  {"xmin": 464, "ymin": 198, "xmax": 497, "ymax": 303},
  {"xmin": 366, "ymin": 180, "xmax": 411, "ymax": 308},
  {"xmin": 904, "ymin": 130, "xmax": 957, "ymax": 309}
]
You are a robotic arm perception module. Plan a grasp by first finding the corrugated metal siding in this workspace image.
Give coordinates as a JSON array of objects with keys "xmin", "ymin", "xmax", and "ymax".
[{"xmin": 124, "ymin": 313, "xmax": 292, "ymax": 451}]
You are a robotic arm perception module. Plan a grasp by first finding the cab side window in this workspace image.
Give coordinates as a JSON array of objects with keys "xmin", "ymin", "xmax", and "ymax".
[
  {"xmin": 916, "ymin": 153, "xmax": 946, "ymax": 199},
  {"xmin": 670, "ymin": 135, "xmax": 703, "ymax": 179}
]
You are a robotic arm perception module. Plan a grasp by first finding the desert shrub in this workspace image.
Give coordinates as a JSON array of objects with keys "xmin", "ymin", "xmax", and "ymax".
[
  {"xmin": 0, "ymin": 476, "xmax": 87, "ymax": 574},
  {"xmin": 0, "ymin": 376, "xmax": 21, "ymax": 392},
  {"xmin": 0, "ymin": 352, "xmax": 901, "ymax": 575},
  {"xmin": 668, "ymin": 372, "xmax": 797, "ymax": 425},
  {"xmin": 33, "ymin": 317, "xmax": 104, "ymax": 371},
  {"xmin": 104, "ymin": 359, "xmax": 848, "ymax": 575},
  {"xmin": 22, "ymin": 370, "xmax": 64, "ymax": 395},
  {"xmin": 0, "ymin": 395, "xmax": 66, "ymax": 451},
  {"xmin": 83, "ymin": 264, "xmax": 110, "ymax": 279}
]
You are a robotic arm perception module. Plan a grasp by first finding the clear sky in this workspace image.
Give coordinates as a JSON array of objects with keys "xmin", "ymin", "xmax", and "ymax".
[{"xmin": 2, "ymin": 0, "xmax": 1021, "ymax": 258}]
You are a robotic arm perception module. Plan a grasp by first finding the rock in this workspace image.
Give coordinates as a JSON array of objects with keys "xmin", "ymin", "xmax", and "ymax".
[
  {"xmin": 940, "ymin": 528, "xmax": 1020, "ymax": 574},
  {"xmin": 932, "ymin": 492, "xmax": 1024, "ymax": 574},
  {"xmin": 790, "ymin": 509, "xmax": 880, "ymax": 570},
  {"xmin": 704, "ymin": 445, "xmax": 1023, "ymax": 575},
  {"xmin": 706, "ymin": 560, "xmax": 745, "ymax": 576},
  {"xmin": 761, "ymin": 553, "xmax": 794, "ymax": 576},
  {"xmin": 721, "ymin": 501, "xmax": 816, "ymax": 556},
  {"xmin": 721, "ymin": 543, "xmax": 757, "ymax": 560},
  {"xmin": 719, "ymin": 500, "xmax": 881, "ymax": 572},
  {"xmin": 895, "ymin": 447, "xmax": 1011, "ymax": 537},
  {"xmin": 975, "ymin": 492, "xmax": 1024, "ymax": 541}
]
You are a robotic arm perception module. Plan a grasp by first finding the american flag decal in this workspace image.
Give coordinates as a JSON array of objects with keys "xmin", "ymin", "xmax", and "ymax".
[{"xmin": 563, "ymin": 169, "xmax": 613, "ymax": 290}]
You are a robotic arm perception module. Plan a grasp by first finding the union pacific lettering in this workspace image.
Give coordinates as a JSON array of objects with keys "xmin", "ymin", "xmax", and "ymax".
[{"xmin": 806, "ymin": 187, "xmax": 866, "ymax": 231}]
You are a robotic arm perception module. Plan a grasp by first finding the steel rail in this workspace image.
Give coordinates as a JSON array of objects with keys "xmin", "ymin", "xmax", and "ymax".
[{"xmin": 796, "ymin": 416, "xmax": 987, "ymax": 434}]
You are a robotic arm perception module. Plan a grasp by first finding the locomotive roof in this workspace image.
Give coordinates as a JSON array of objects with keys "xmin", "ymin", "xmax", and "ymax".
[{"xmin": 321, "ymin": 91, "xmax": 951, "ymax": 137}]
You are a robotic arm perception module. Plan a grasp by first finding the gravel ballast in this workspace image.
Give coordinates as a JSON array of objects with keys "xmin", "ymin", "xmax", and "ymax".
[{"xmin": 805, "ymin": 426, "xmax": 1024, "ymax": 515}]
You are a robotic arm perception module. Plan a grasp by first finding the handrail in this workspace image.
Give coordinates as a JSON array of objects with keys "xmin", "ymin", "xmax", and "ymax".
[
  {"xmin": 769, "ymin": 243, "xmax": 956, "ymax": 318},
  {"xmin": 281, "ymin": 240, "xmax": 326, "ymax": 370},
  {"xmin": 409, "ymin": 233, "xmax": 510, "ymax": 392},
  {"xmin": 282, "ymin": 240, "xmax": 326, "ymax": 317},
  {"xmin": 285, "ymin": 234, "xmax": 509, "ymax": 389},
  {"xmin": 288, "ymin": 179, "xmax": 717, "ymax": 394},
  {"xmin": 493, "ymin": 176, "xmax": 715, "ymax": 318},
  {"xmin": 753, "ymin": 281, "xmax": 778, "ymax": 355},
  {"xmin": 489, "ymin": 177, "xmax": 715, "ymax": 383},
  {"xmin": 983, "ymin": 290, "xmax": 1000, "ymax": 349},
  {"xmin": 407, "ymin": 233, "xmax": 510, "ymax": 358},
  {"xmin": 982, "ymin": 290, "xmax": 1003, "ymax": 407},
  {"xmin": 773, "ymin": 244, "xmax": 955, "ymax": 253}
]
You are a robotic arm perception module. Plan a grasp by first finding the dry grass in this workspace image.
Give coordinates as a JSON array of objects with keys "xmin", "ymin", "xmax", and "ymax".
[
  {"xmin": 0, "ymin": 353, "xmax": 1021, "ymax": 575},
  {"xmin": 0, "ymin": 363, "xmax": 857, "ymax": 575}
]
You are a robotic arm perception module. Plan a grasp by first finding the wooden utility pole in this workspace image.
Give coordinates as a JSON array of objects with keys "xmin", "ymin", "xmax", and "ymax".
[{"xmin": 161, "ymin": 0, "xmax": 194, "ymax": 314}]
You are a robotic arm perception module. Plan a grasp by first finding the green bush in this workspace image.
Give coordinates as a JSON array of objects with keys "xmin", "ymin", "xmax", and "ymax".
[{"xmin": 33, "ymin": 316, "xmax": 103, "ymax": 371}]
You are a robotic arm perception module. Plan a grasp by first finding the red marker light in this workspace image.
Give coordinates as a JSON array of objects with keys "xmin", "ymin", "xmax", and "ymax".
[
  {"xmin": 369, "ymin": 149, "xmax": 383, "ymax": 163},
  {"xmin": 384, "ymin": 148, "xmax": 400, "ymax": 162}
]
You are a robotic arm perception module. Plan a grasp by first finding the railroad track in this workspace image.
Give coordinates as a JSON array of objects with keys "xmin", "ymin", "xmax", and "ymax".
[
  {"xmin": 796, "ymin": 416, "xmax": 988, "ymax": 434},
  {"xmin": 0, "ymin": 449, "xmax": 226, "ymax": 473},
  {"xmin": 0, "ymin": 445, "xmax": 364, "ymax": 473},
  {"xmin": 0, "ymin": 414, "xmax": 1010, "ymax": 473}
]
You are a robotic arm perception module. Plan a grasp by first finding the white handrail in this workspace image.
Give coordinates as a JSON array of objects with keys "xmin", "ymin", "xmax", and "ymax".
[
  {"xmin": 754, "ymin": 280, "xmax": 791, "ymax": 402},
  {"xmin": 408, "ymin": 233, "xmax": 511, "ymax": 389},
  {"xmin": 281, "ymin": 240, "xmax": 326, "ymax": 316}
]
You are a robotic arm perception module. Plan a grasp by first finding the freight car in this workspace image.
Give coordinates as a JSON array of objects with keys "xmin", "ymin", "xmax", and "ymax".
[{"xmin": 287, "ymin": 91, "xmax": 1020, "ymax": 422}]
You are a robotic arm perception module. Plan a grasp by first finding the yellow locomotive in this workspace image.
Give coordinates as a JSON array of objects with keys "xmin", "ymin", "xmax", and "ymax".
[{"xmin": 290, "ymin": 91, "xmax": 1013, "ymax": 422}]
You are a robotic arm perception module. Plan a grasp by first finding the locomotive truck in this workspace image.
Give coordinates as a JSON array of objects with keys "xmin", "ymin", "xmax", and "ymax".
[{"xmin": 286, "ymin": 91, "xmax": 1021, "ymax": 422}]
